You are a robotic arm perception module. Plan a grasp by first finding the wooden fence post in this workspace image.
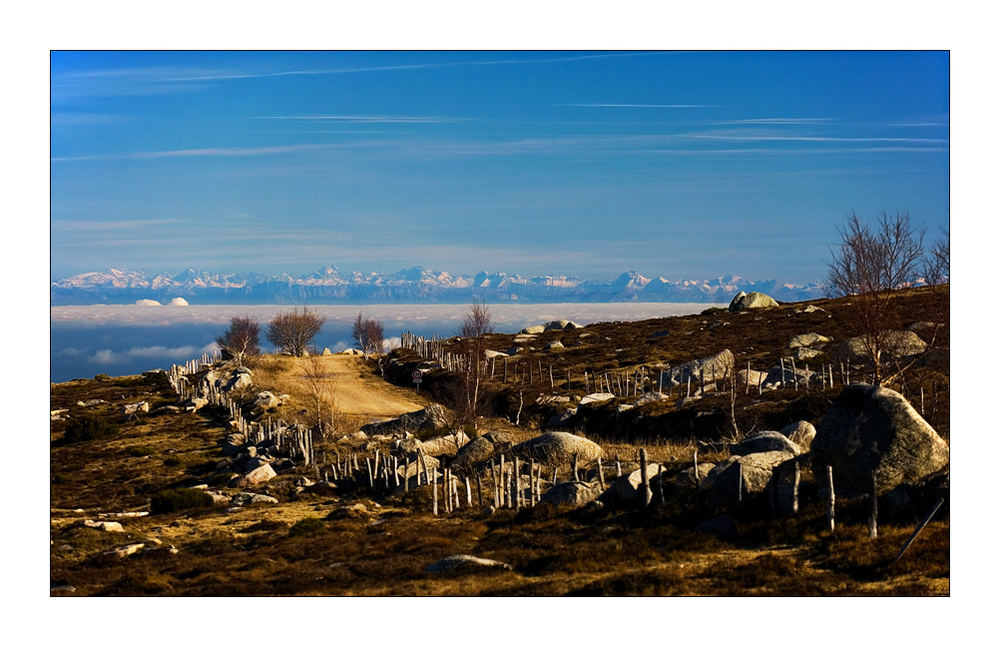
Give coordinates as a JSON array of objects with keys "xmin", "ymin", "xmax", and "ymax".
[
  {"xmin": 639, "ymin": 448, "xmax": 651, "ymax": 507},
  {"xmin": 827, "ymin": 465, "xmax": 836, "ymax": 532},
  {"xmin": 869, "ymin": 470, "xmax": 878, "ymax": 539},
  {"xmin": 792, "ymin": 460, "xmax": 800, "ymax": 515},
  {"xmin": 893, "ymin": 497, "xmax": 945, "ymax": 563}
]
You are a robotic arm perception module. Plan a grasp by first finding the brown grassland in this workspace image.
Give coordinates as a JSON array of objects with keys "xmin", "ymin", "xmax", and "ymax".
[{"xmin": 49, "ymin": 285, "xmax": 949, "ymax": 596}]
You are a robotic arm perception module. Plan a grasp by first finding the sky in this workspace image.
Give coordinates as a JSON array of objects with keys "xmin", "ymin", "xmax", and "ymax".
[{"xmin": 50, "ymin": 50, "xmax": 949, "ymax": 284}]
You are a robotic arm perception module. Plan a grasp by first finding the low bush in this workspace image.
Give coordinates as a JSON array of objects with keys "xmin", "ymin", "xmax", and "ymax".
[
  {"xmin": 288, "ymin": 517, "xmax": 327, "ymax": 537},
  {"xmin": 150, "ymin": 488, "xmax": 214, "ymax": 514},
  {"xmin": 63, "ymin": 415, "xmax": 119, "ymax": 443}
]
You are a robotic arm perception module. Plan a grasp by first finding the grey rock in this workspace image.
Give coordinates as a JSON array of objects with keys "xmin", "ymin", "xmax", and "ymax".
[
  {"xmin": 236, "ymin": 462, "xmax": 277, "ymax": 486},
  {"xmin": 779, "ymin": 420, "xmax": 817, "ymax": 452},
  {"xmin": 728, "ymin": 291, "xmax": 778, "ymax": 312},
  {"xmin": 426, "ymin": 554, "xmax": 512, "ymax": 573},
  {"xmin": 729, "ymin": 431, "xmax": 803, "ymax": 456},
  {"xmin": 360, "ymin": 404, "xmax": 449, "ymax": 436},
  {"xmin": 231, "ymin": 492, "xmax": 278, "ymax": 506},
  {"xmin": 674, "ymin": 463, "xmax": 715, "ymax": 490},
  {"xmin": 579, "ymin": 392, "xmax": 615, "ymax": 405},
  {"xmin": 539, "ymin": 481, "xmax": 601, "ymax": 507},
  {"xmin": 706, "ymin": 451, "xmax": 797, "ymax": 508},
  {"xmin": 513, "ymin": 432, "xmax": 604, "ymax": 465},
  {"xmin": 844, "ymin": 330, "xmax": 928, "ymax": 360},
  {"xmin": 600, "ymin": 463, "xmax": 663, "ymax": 506},
  {"xmin": 788, "ymin": 332, "xmax": 833, "ymax": 349},
  {"xmin": 450, "ymin": 436, "xmax": 495, "ymax": 472},
  {"xmin": 811, "ymin": 385, "xmax": 950, "ymax": 494},
  {"xmin": 661, "ymin": 349, "xmax": 735, "ymax": 388},
  {"xmin": 421, "ymin": 431, "xmax": 470, "ymax": 456}
]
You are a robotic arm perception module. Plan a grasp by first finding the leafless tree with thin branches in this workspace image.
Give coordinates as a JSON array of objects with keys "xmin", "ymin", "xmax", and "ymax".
[
  {"xmin": 826, "ymin": 210, "xmax": 925, "ymax": 385},
  {"xmin": 352, "ymin": 312, "xmax": 385, "ymax": 359},
  {"xmin": 457, "ymin": 299, "xmax": 494, "ymax": 428},
  {"xmin": 267, "ymin": 307, "xmax": 326, "ymax": 356},
  {"xmin": 923, "ymin": 227, "xmax": 950, "ymax": 286},
  {"xmin": 216, "ymin": 316, "xmax": 260, "ymax": 367}
]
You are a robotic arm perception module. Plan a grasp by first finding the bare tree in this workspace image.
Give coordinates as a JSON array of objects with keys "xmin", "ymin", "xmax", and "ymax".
[
  {"xmin": 923, "ymin": 227, "xmax": 950, "ymax": 286},
  {"xmin": 301, "ymin": 355, "xmax": 335, "ymax": 440},
  {"xmin": 266, "ymin": 307, "xmax": 326, "ymax": 356},
  {"xmin": 216, "ymin": 316, "xmax": 260, "ymax": 367},
  {"xmin": 456, "ymin": 299, "xmax": 494, "ymax": 427},
  {"xmin": 352, "ymin": 312, "xmax": 385, "ymax": 359},
  {"xmin": 826, "ymin": 210, "xmax": 925, "ymax": 385}
]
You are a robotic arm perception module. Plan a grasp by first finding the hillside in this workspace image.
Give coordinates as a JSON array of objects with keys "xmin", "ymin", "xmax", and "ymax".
[{"xmin": 49, "ymin": 285, "xmax": 949, "ymax": 596}]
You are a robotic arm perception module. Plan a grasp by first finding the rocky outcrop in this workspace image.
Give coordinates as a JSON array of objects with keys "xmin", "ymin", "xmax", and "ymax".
[
  {"xmin": 811, "ymin": 385, "xmax": 949, "ymax": 494},
  {"xmin": 844, "ymin": 331, "xmax": 928, "ymax": 360}
]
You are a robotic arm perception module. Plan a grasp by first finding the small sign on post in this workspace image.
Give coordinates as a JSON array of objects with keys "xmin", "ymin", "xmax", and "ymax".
[{"xmin": 412, "ymin": 369, "xmax": 423, "ymax": 391}]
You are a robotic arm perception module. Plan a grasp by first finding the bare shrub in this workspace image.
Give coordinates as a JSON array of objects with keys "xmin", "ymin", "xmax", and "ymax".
[
  {"xmin": 216, "ymin": 316, "xmax": 260, "ymax": 367},
  {"xmin": 352, "ymin": 313, "xmax": 385, "ymax": 358},
  {"xmin": 826, "ymin": 210, "xmax": 925, "ymax": 385},
  {"xmin": 456, "ymin": 299, "xmax": 494, "ymax": 428},
  {"xmin": 267, "ymin": 307, "xmax": 326, "ymax": 356}
]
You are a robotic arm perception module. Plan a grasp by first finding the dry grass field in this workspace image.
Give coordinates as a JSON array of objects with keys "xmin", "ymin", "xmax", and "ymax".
[{"xmin": 49, "ymin": 286, "xmax": 949, "ymax": 596}]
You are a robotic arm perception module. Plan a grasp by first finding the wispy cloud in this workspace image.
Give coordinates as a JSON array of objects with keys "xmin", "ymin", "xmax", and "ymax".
[
  {"xmin": 716, "ymin": 117, "xmax": 835, "ymax": 125},
  {"xmin": 52, "ymin": 218, "xmax": 189, "ymax": 232},
  {"xmin": 683, "ymin": 133, "xmax": 947, "ymax": 143},
  {"xmin": 558, "ymin": 103, "xmax": 715, "ymax": 109},
  {"xmin": 254, "ymin": 114, "xmax": 468, "ymax": 124},
  {"xmin": 51, "ymin": 141, "xmax": 386, "ymax": 162}
]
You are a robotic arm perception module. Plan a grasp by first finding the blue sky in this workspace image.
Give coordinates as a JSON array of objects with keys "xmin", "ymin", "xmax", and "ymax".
[{"xmin": 50, "ymin": 51, "xmax": 949, "ymax": 284}]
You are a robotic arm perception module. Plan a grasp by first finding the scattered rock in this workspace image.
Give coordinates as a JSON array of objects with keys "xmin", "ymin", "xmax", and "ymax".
[
  {"xmin": 811, "ymin": 385, "xmax": 950, "ymax": 494},
  {"xmin": 519, "ymin": 325, "xmax": 546, "ymax": 335},
  {"xmin": 360, "ymin": 404, "xmax": 449, "ymax": 436},
  {"xmin": 107, "ymin": 543, "xmax": 145, "ymax": 558},
  {"xmin": 844, "ymin": 330, "xmax": 928, "ymax": 360},
  {"xmin": 539, "ymin": 481, "xmax": 601, "ymax": 508},
  {"xmin": 236, "ymin": 463, "xmax": 277, "ymax": 486},
  {"xmin": 547, "ymin": 340, "xmax": 565, "ymax": 350},
  {"xmin": 513, "ymin": 432, "xmax": 604, "ymax": 465},
  {"xmin": 728, "ymin": 291, "xmax": 778, "ymax": 312},
  {"xmin": 252, "ymin": 391, "xmax": 282, "ymax": 411},
  {"xmin": 661, "ymin": 349, "xmax": 734, "ymax": 388},
  {"xmin": 579, "ymin": 392, "xmax": 615, "ymax": 405},
  {"xmin": 421, "ymin": 431, "xmax": 470, "ymax": 456},
  {"xmin": 82, "ymin": 520, "xmax": 124, "ymax": 532},
  {"xmin": 449, "ymin": 436, "xmax": 496, "ymax": 472},
  {"xmin": 674, "ymin": 463, "xmax": 715, "ymax": 490},
  {"xmin": 76, "ymin": 399, "xmax": 106, "ymax": 407},
  {"xmin": 231, "ymin": 492, "xmax": 279, "ymax": 506},
  {"xmin": 484, "ymin": 349, "xmax": 509, "ymax": 359},
  {"xmin": 729, "ymin": 431, "xmax": 803, "ymax": 456},
  {"xmin": 543, "ymin": 320, "xmax": 580, "ymax": 331},
  {"xmin": 426, "ymin": 554, "xmax": 513, "ymax": 573},
  {"xmin": 788, "ymin": 332, "xmax": 833, "ymax": 348},
  {"xmin": 705, "ymin": 451, "xmax": 797, "ymax": 508},
  {"xmin": 779, "ymin": 420, "xmax": 817, "ymax": 452},
  {"xmin": 600, "ymin": 463, "xmax": 663, "ymax": 506}
]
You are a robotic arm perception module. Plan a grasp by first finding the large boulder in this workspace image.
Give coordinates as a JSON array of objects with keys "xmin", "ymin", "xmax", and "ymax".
[
  {"xmin": 779, "ymin": 420, "xmax": 816, "ymax": 452},
  {"xmin": 539, "ymin": 481, "xmax": 601, "ymax": 508},
  {"xmin": 661, "ymin": 349, "xmax": 735, "ymax": 387},
  {"xmin": 421, "ymin": 431, "xmax": 470, "ymax": 456},
  {"xmin": 251, "ymin": 391, "xmax": 282, "ymax": 411},
  {"xmin": 705, "ymin": 451, "xmax": 797, "ymax": 508},
  {"xmin": 728, "ymin": 291, "xmax": 778, "ymax": 312},
  {"xmin": 512, "ymin": 432, "xmax": 604, "ymax": 465},
  {"xmin": 236, "ymin": 463, "xmax": 277, "ymax": 486},
  {"xmin": 359, "ymin": 404, "xmax": 449, "ymax": 436},
  {"xmin": 729, "ymin": 431, "xmax": 802, "ymax": 456},
  {"xmin": 844, "ymin": 331, "xmax": 928, "ymax": 360},
  {"xmin": 544, "ymin": 320, "xmax": 580, "ymax": 331},
  {"xmin": 224, "ymin": 372, "xmax": 253, "ymax": 392},
  {"xmin": 449, "ymin": 436, "xmax": 495, "ymax": 472},
  {"xmin": 811, "ymin": 385, "xmax": 950, "ymax": 494}
]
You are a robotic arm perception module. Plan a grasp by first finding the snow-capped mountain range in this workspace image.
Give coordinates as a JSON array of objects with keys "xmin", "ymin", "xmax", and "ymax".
[{"xmin": 50, "ymin": 266, "xmax": 827, "ymax": 305}]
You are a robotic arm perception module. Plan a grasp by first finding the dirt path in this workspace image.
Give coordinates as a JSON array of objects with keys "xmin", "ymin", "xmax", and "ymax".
[{"xmin": 254, "ymin": 354, "xmax": 430, "ymax": 419}]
